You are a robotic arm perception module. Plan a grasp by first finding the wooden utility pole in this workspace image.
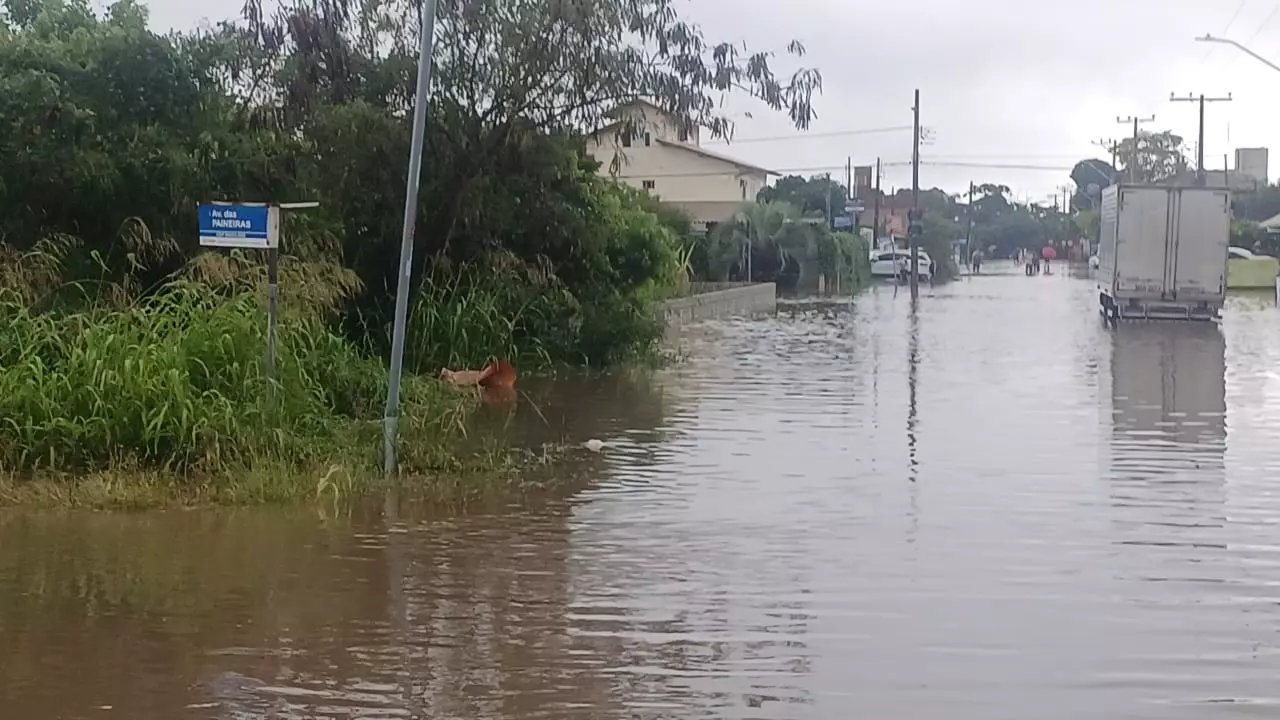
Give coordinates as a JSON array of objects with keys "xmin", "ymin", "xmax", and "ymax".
[
  {"xmin": 1116, "ymin": 114, "xmax": 1155, "ymax": 182},
  {"xmin": 1091, "ymin": 138, "xmax": 1120, "ymax": 182},
  {"xmin": 909, "ymin": 89, "xmax": 921, "ymax": 299},
  {"xmin": 1170, "ymin": 92, "xmax": 1232, "ymax": 184},
  {"xmin": 847, "ymin": 157, "xmax": 856, "ymax": 233},
  {"xmin": 824, "ymin": 171, "xmax": 833, "ymax": 229},
  {"xmin": 872, "ymin": 158, "xmax": 882, "ymax": 244},
  {"xmin": 964, "ymin": 180, "xmax": 974, "ymax": 266}
]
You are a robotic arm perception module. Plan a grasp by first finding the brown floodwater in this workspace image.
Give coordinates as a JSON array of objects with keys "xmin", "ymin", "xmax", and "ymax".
[{"xmin": 5, "ymin": 264, "xmax": 1280, "ymax": 718}]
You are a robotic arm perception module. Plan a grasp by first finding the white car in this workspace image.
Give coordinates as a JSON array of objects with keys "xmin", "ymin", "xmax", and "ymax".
[
  {"xmin": 1229, "ymin": 246, "xmax": 1259, "ymax": 260},
  {"xmin": 870, "ymin": 248, "xmax": 933, "ymax": 281}
]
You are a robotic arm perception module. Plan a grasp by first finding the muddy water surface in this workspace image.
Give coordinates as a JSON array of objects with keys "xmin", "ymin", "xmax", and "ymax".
[{"xmin": 4, "ymin": 268, "xmax": 1280, "ymax": 718}]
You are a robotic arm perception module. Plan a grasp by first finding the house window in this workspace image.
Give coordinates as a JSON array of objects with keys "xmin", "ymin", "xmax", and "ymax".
[
  {"xmin": 740, "ymin": 179, "xmax": 748, "ymax": 199},
  {"xmin": 644, "ymin": 132, "xmax": 651, "ymax": 147},
  {"xmin": 621, "ymin": 132, "xmax": 632, "ymax": 148},
  {"xmin": 642, "ymin": 180, "xmax": 655, "ymax": 191}
]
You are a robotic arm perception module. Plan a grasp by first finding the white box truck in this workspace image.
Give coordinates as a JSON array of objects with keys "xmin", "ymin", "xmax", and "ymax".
[{"xmin": 1096, "ymin": 184, "xmax": 1230, "ymax": 322}]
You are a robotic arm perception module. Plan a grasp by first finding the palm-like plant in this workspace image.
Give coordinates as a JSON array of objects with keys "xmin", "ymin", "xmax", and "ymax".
[{"xmin": 706, "ymin": 200, "xmax": 806, "ymax": 281}]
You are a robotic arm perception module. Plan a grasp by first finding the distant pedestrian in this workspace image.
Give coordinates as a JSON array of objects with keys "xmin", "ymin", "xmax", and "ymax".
[
  {"xmin": 970, "ymin": 248, "xmax": 983, "ymax": 274},
  {"xmin": 1041, "ymin": 245, "xmax": 1057, "ymax": 274}
]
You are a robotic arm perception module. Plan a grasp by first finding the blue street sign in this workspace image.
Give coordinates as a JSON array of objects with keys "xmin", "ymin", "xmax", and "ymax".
[{"xmin": 198, "ymin": 203, "xmax": 278, "ymax": 248}]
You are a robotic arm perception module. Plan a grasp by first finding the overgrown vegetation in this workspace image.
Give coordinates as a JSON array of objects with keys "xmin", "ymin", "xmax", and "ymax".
[
  {"xmin": 0, "ymin": 0, "xmax": 820, "ymax": 505},
  {"xmin": 685, "ymin": 200, "xmax": 871, "ymax": 293}
]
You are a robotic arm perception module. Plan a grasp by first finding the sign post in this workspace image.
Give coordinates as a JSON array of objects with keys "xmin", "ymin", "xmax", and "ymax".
[{"xmin": 198, "ymin": 201, "xmax": 317, "ymax": 385}]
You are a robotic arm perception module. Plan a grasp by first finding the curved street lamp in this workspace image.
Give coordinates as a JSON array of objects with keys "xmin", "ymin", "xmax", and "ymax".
[{"xmin": 1196, "ymin": 34, "xmax": 1280, "ymax": 74}]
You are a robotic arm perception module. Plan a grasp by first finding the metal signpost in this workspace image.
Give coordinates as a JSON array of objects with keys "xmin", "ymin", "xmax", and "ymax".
[
  {"xmin": 198, "ymin": 201, "xmax": 317, "ymax": 383},
  {"xmin": 383, "ymin": 0, "xmax": 441, "ymax": 477}
]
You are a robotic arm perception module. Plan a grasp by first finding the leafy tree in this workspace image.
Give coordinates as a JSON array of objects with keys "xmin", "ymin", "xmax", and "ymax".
[
  {"xmin": 973, "ymin": 210, "xmax": 1046, "ymax": 257},
  {"xmin": 757, "ymin": 174, "xmax": 848, "ymax": 218},
  {"xmin": 705, "ymin": 201, "xmax": 804, "ymax": 281},
  {"xmin": 1115, "ymin": 130, "xmax": 1190, "ymax": 183},
  {"xmin": 1230, "ymin": 219, "xmax": 1264, "ymax": 251},
  {"xmin": 1069, "ymin": 158, "xmax": 1116, "ymax": 208},
  {"xmin": 1232, "ymin": 185, "xmax": 1280, "ymax": 222},
  {"xmin": 1075, "ymin": 209, "xmax": 1100, "ymax": 241},
  {"xmin": 920, "ymin": 213, "xmax": 960, "ymax": 281},
  {"xmin": 816, "ymin": 231, "xmax": 870, "ymax": 288},
  {"xmin": 0, "ymin": 0, "xmax": 824, "ymax": 368}
]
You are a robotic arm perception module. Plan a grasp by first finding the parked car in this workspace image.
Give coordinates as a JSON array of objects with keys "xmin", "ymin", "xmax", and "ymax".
[{"xmin": 870, "ymin": 249, "xmax": 933, "ymax": 281}]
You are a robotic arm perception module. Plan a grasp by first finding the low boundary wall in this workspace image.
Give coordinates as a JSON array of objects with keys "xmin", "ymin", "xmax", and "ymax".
[{"xmin": 661, "ymin": 282, "xmax": 777, "ymax": 327}]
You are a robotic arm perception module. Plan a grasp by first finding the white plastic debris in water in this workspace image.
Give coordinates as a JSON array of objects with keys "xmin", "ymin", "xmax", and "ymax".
[{"xmin": 583, "ymin": 439, "xmax": 605, "ymax": 452}]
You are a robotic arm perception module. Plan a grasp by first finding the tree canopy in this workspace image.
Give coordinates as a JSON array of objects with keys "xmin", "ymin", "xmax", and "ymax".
[
  {"xmin": 1114, "ymin": 130, "xmax": 1190, "ymax": 183},
  {"xmin": 0, "ymin": 0, "xmax": 823, "ymax": 366},
  {"xmin": 757, "ymin": 174, "xmax": 849, "ymax": 218}
]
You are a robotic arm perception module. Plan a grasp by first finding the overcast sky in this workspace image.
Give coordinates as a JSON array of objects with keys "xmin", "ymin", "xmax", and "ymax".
[{"xmin": 146, "ymin": 0, "xmax": 1280, "ymax": 203}]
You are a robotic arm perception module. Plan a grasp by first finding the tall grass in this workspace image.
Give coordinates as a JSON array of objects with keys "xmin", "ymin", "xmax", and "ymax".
[
  {"xmin": 402, "ymin": 253, "xmax": 665, "ymax": 371},
  {"xmin": 0, "ymin": 281, "xmax": 471, "ymax": 488}
]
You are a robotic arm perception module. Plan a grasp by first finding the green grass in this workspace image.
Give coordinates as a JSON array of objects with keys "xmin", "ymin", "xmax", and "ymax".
[{"xmin": 0, "ymin": 281, "xmax": 587, "ymax": 509}]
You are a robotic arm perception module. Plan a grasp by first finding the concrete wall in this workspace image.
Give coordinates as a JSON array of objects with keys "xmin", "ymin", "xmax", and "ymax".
[{"xmin": 661, "ymin": 282, "xmax": 777, "ymax": 327}]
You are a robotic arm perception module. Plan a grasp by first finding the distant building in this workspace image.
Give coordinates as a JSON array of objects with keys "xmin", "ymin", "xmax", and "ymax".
[
  {"xmin": 1235, "ymin": 147, "xmax": 1269, "ymax": 186},
  {"xmin": 583, "ymin": 100, "xmax": 777, "ymax": 230}
]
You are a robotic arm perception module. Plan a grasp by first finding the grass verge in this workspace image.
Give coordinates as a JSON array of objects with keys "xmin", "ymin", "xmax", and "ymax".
[{"xmin": 0, "ymin": 282, "xmax": 590, "ymax": 510}]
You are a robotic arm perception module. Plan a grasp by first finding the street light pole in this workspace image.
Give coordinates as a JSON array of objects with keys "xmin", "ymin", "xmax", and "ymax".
[
  {"xmin": 1196, "ymin": 34, "xmax": 1280, "ymax": 74},
  {"xmin": 383, "ymin": 0, "xmax": 440, "ymax": 477}
]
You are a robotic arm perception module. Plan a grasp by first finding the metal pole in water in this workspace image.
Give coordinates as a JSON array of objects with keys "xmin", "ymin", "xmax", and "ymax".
[
  {"xmin": 266, "ymin": 244, "xmax": 278, "ymax": 382},
  {"xmin": 383, "ymin": 0, "xmax": 440, "ymax": 477},
  {"xmin": 909, "ymin": 89, "xmax": 920, "ymax": 300}
]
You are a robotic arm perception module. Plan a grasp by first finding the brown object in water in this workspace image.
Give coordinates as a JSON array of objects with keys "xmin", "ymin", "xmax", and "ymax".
[
  {"xmin": 478, "ymin": 359, "xmax": 517, "ymax": 389},
  {"xmin": 439, "ymin": 359, "xmax": 517, "ymax": 389},
  {"xmin": 481, "ymin": 385, "xmax": 518, "ymax": 406}
]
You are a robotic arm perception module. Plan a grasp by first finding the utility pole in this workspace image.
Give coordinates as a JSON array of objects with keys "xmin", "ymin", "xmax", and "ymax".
[
  {"xmin": 1170, "ymin": 92, "xmax": 1232, "ymax": 183},
  {"xmin": 964, "ymin": 180, "xmax": 974, "ymax": 267},
  {"xmin": 847, "ymin": 157, "xmax": 856, "ymax": 233},
  {"xmin": 1092, "ymin": 138, "xmax": 1120, "ymax": 182},
  {"xmin": 908, "ymin": 89, "xmax": 921, "ymax": 299},
  {"xmin": 824, "ymin": 171, "xmax": 833, "ymax": 229},
  {"xmin": 872, "ymin": 158, "xmax": 882, "ymax": 246},
  {"xmin": 1116, "ymin": 115, "xmax": 1155, "ymax": 182}
]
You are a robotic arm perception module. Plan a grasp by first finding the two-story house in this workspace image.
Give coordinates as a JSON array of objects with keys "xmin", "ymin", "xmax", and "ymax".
[{"xmin": 583, "ymin": 100, "xmax": 777, "ymax": 231}]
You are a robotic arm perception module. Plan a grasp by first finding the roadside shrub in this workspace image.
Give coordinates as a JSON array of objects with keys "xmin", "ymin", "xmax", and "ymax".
[{"xmin": 0, "ymin": 283, "xmax": 468, "ymax": 475}]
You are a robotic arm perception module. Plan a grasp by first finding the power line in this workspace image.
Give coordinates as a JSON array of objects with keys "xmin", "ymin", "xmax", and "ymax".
[
  {"xmin": 1203, "ymin": 0, "xmax": 1250, "ymax": 62},
  {"xmin": 616, "ymin": 159, "xmax": 1075, "ymax": 180},
  {"xmin": 1246, "ymin": 3, "xmax": 1279, "ymax": 44},
  {"xmin": 1224, "ymin": 0, "xmax": 1250, "ymax": 33},
  {"xmin": 701, "ymin": 125, "xmax": 914, "ymax": 145},
  {"xmin": 909, "ymin": 160, "xmax": 1076, "ymax": 171}
]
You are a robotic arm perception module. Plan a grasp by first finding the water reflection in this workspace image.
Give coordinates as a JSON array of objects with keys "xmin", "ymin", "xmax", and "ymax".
[
  {"xmin": 0, "ymin": 371, "xmax": 678, "ymax": 720},
  {"xmin": 1108, "ymin": 322, "xmax": 1227, "ymax": 538},
  {"xmin": 907, "ymin": 299, "xmax": 920, "ymax": 484}
]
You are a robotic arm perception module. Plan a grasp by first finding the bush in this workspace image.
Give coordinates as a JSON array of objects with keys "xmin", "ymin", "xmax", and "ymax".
[
  {"xmin": 0, "ymin": 283, "xmax": 467, "ymax": 476},
  {"xmin": 817, "ymin": 230, "xmax": 871, "ymax": 290}
]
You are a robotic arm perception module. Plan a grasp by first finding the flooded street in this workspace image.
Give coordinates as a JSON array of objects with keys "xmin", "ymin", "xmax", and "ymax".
[{"xmin": 7, "ymin": 265, "xmax": 1280, "ymax": 718}]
